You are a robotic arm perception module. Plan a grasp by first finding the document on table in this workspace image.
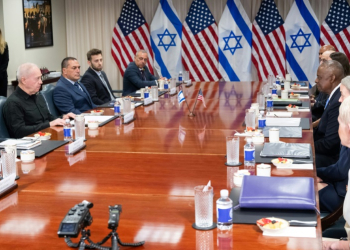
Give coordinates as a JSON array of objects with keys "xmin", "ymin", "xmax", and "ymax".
[
  {"xmin": 276, "ymin": 164, "xmax": 313, "ymax": 170},
  {"xmin": 266, "ymin": 118, "xmax": 301, "ymax": 126},
  {"xmin": 70, "ymin": 116, "xmax": 115, "ymax": 125},
  {"xmin": 263, "ymin": 226, "xmax": 316, "ymax": 238},
  {"xmin": 266, "ymin": 112, "xmax": 293, "ymax": 117},
  {"xmin": 0, "ymin": 139, "xmax": 42, "ymax": 149}
]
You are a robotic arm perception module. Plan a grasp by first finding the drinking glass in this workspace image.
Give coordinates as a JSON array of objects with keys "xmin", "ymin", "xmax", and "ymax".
[
  {"xmin": 245, "ymin": 109, "xmax": 256, "ymax": 130},
  {"xmin": 194, "ymin": 185, "xmax": 213, "ymax": 228},
  {"xmin": 1, "ymin": 145, "xmax": 16, "ymax": 178},
  {"xmin": 226, "ymin": 136, "xmax": 239, "ymax": 165},
  {"xmin": 151, "ymin": 86, "xmax": 159, "ymax": 101},
  {"xmin": 74, "ymin": 115, "xmax": 85, "ymax": 140},
  {"xmin": 196, "ymin": 230, "xmax": 214, "ymax": 250},
  {"xmin": 123, "ymin": 97, "xmax": 131, "ymax": 114},
  {"xmin": 257, "ymin": 92, "xmax": 265, "ymax": 110},
  {"xmin": 184, "ymin": 71, "xmax": 190, "ymax": 81}
]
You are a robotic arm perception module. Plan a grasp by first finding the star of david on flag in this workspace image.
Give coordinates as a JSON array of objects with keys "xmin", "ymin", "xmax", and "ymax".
[
  {"xmin": 151, "ymin": 0, "xmax": 183, "ymax": 79},
  {"xmin": 218, "ymin": 0, "xmax": 252, "ymax": 81},
  {"xmin": 178, "ymin": 90, "xmax": 185, "ymax": 104},
  {"xmin": 285, "ymin": 0, "xmax": 319, "ymax": 87}
]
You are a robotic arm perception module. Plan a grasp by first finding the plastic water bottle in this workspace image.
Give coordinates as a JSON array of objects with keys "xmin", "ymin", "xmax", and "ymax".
[
  {"xmin": 258, "ymin": 111, "xmax": 266, "ymax": 129},
  {"xmin": 271, "ymin": 83, "xmax": 277, "ymax": 95},
  {"xmin": 244, "ymin": 138, "xmax": 255, "ymax": 168},
  {"xmin": 144, "ymin": 87, "xmax": 150, "ymax": 98},
  {"xmin": 217, "ymin": 189, "xmax": 233, "ymax": 230},
  {"xmin": 178, "ymin": 71, "xmax": 183, "ymax": 83},
  {"xmin": 63, "ymin": 119, "xmax": 72, "ymax": 141},
  {"xmin": 114, "ymin": 100, "xmax": 121, "ymax": 115},
  {"xmin": 266, "ymin": 93, "xmax": 273, "ymax": 112}
]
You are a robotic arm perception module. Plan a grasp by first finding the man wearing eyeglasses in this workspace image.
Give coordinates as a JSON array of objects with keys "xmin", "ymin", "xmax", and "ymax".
[
  {"xmin": 2, "ymin": 63, "xmax": 75, "ymax": 138},
  {"xmin": 122, "ymin": 50, "xmax": 163, "ymax": 96}
]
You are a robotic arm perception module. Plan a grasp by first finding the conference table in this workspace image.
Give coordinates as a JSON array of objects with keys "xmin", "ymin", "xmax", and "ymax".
[{"xmin": 0, "ymin": 81, "xmax": 322, "ymax": 249}]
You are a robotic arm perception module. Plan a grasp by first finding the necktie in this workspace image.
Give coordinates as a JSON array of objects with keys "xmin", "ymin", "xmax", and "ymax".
[
  {"xmin": 140, "ymin": 69, "xmax": 146, "ymax": 81},
  {"xmin": 325, "ymin": 98, "xmax": 330, "ymax": 109},
  {"xmin": 99, "ymin": 73, "xmax": 115, "ymax": 101},
  {"xmin": 74, "ymin": 82, "xmax": 83, "ymax": 92}
]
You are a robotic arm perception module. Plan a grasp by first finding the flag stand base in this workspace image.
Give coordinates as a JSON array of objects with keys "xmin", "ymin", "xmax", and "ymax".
[{"xmin": 188, "ymin": 112, "xmax": 195, "ymax": 117}]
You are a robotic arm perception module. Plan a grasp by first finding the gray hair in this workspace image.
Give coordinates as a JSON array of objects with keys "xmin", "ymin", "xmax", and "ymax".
[
  {"xmin": 135, "ymin": 50, "xmax": 147, "ymax": 57},
  {"xmin": 16, "ymin": 63, "xmax": 39, "ymax": 83},
  {"xmin": 319, "ymin": 60, "xmax": 344, "ymax": 81},
  {"xmin": 339, "ymin": 95, "xmax": 350, "ymax": 124},
  {"xmin": 341, "ymin": 76, "xmax": 350, "ymax": 93}
]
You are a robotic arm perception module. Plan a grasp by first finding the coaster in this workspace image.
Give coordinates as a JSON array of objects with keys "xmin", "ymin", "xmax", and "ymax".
[
  {"xmin": 225, "ymin": 162, "xmax": 242, "ymax": 166},
  {"xmin": 192, "ymin": 222, "xmax": 217, "ymax": 230}
]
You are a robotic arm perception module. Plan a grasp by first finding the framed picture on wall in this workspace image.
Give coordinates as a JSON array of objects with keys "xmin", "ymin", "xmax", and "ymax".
[{"xmin": 22, "ymin": 0, "xmax": 53, "ymax": 49}]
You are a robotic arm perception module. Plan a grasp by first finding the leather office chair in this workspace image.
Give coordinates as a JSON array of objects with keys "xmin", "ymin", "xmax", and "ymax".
[
  {"xmin": 0, "ymin": 96, "xmax": 10, "ymax": 138},
  {"xmin": 321, "ymin": 203, "xmax": 347, "ymax": 238},
  {"xmin": 40, "ymin": 84, "xmax": 60, "ymax": 117}
]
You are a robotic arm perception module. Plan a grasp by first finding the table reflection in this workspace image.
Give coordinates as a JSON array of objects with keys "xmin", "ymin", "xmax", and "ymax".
[{"xmin": 134, "ymin": 224, "xmax": 184, "ymax": 244}]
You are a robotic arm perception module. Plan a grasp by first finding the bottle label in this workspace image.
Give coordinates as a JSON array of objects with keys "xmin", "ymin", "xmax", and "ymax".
[
  {"xmin": 144, "ymin": 92, "xmax": 149, "ymax": 98},
  {"xmin": 114, "ymin": 106, "xmax": 120, "ymax": 113},
  {"xmin": 179, "ymin": 76, "xmax": 182, "ymax": 81},
  {"xmin": 217, "ymin": 207, "xmax": 232, "ymax": 223},
  {"xmin": 276, "ymin": 80, "xmax": 280, "ymax": 85},
  {"xmin": 258, "ymin": 119, "xmax": 266, "ymax": 128},
  {"xmin": 272, "ymin": 89, "xmax": 277, "ymax": 94},
  {"xmin": 244, "ymin": 149, "xmax": 255, "ymax": 161},
  {"xmin": 266, "ymin": 100, "xmax": 273, "ymax": 108},
  {"xmin": 64, "ymin": 128, "xmax": 71, "ymax": 137}
]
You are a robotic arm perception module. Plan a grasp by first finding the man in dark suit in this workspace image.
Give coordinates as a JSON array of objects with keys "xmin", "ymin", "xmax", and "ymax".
[
  {"xmin": 81, "ymin": 49, "xmax": 115, "ymax": 105},
  {"xmin": 314, "ymin": 60, "xmax": 344, "ymax": 168},
  {"xmin": 122, "ymin": 50, "xmax": 164, "ymax": 96},
  {"xmin": 53, "ymin": 57, "xmax": 96, "ymax": 114}
]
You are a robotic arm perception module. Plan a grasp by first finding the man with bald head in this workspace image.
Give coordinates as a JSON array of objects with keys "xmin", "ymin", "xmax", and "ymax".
[
  {"xmin": 3, "ymin": 63, "xmax": 75, "ymax": 138},
  {"xmin": 320, "ymin": 50, "xmax": 335, "ymax": 64},
  {"xmin": 314, "ymin": 60, "xmax": 344, "ymax": 168},
  {"xmin": 122, "ymin": 50, "xmax": 162, "ymax": 96},
  {"xmin": 319, "ymin": 44, "xmax": 336, "ymax": 62}
]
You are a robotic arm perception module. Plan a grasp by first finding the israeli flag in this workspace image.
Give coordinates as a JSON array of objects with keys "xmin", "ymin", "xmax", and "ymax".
[
  {"xmin": 151, "ymin": 0, "xmax": 182, "ymax": 79},
  {"xmin": 218, "ymin": 0, "xmax": 252, "ymax": 81},
  {"xmin": 178, "ymin": 90, "xmax": 185, "ymax": 104},
  {"xmin": 285, "ymin": 0, "xmax": 319, "ymax": 87}
]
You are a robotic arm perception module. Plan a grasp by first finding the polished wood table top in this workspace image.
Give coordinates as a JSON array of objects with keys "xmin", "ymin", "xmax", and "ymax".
[{"xmin": 0, "ymin": 82, "xmax": 321, "ymax": 250}]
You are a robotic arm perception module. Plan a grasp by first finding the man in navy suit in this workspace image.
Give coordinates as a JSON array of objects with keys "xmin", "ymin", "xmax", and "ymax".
[
  {"xmin": 314, "ymin": 60, "xmax": 344, "ymax": 168},
  {"xmin": 81, "ymin": 49, "xmax": 115, "ymax": 105},
  {"xmin": 53, "ymin": 57, "xmax": 96, "ymax": 114},
  {"xmin": 122, "ymin": 50, "xmax": 164, "ymax": 96}
]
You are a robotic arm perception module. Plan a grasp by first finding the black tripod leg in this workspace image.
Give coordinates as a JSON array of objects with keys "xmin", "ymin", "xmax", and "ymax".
[
  {"xmin": 111, "ymin": 234, "xmax": 119, "ymax": 250},
  {"xmin": 78, "ymin": 240, "xmax": 86, "ymax": 250}
]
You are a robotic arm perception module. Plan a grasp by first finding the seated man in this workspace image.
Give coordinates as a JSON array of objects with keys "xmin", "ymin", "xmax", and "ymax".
[
  {"xmin": 81, "ymin": 49, "xmax": 115, "ymax": 105},
  {"xmin": 314, "ymin": 60, "xmax": 343, "ymax": 168},
  {"xmin": 317, "ymin": 97, "xmax": 350, "ymax": 213},
  {"xmin": 318, "ymin": 44, "xmax": 336, "ymax": 62},
  {"xmin": 53, "ymin": 57, "xmax": 96, "ymax": 114},
  {"xmin": 3, "ymin": 63, "xmax": 74, "ymax": 138},
  {"xmin": 340, "ymin": 76, "xmax": 350, "ymax": 103},
  {"xmin": 122, "ymin": 50, "xmax": 160, "ymax": 96}
]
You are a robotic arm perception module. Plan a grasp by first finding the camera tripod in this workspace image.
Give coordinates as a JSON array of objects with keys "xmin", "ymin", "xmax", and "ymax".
[{"xmin": 65, "ymin": 228, "xmax": 145, "ymax": 250}]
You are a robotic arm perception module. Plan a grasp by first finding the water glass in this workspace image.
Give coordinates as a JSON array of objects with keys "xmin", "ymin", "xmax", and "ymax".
[
  {"xmin": 184, "ymin": 71, "xmax": 190, "ymax": 81},
  {"xmin": 123, "ymin": 97, "xmax": 131, "ymax": 113},
  {"xmin": 226, "ymin": 136, "xmax": 239, "ymax": 165},
  {"xmin": 151, "ymin": 86, "xmax": 159, "ymax": 101},
  {"xmin": 245, "ymin": 109, "xmax": 256, "ymax": 130},
  {"xmin": 262, "ymin": 84, "xmax": 270, "ymax": 97},
  {"xmin": 74, "ymin": 115, "xmax": 85, "ymax": 140},
  {"xmin": 1, "ymin": 145, "xmax": 16, "ymax": 178},
  {"xmin": 170, "ymin": 78, "xmax": 176, "ymax": 89},
  {"xmin": 194, "ymin": 185, "xmax": 213, "ymax": 228},
  {"xmin": 257, "ymin": 92, "xmax": 265, "ymax": 110}
]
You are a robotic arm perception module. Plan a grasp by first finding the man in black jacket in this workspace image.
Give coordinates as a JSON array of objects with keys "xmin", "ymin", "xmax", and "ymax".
[
  {"xmin": 314, "ymin": 60, "xmax": 344, "ymax": 168},
  {"xmin": 81, "ymin": 49, "xmax": 115, "ymax": 105}
]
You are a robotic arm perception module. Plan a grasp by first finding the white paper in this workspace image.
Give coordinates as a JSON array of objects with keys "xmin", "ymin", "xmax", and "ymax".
[
  {"xmin": 288, "ymin": 89, "xmax": 308, "ymax": 93},
  {"xmin": 170, "ymin": 87, "xmax": 177, "ymax": 95},
  {"xmin": 263, "ymin": 226, "xmax": 316, "ymax": 238},
  {"xmin": 0, "ymin": 173, "xmax": 16, "ymax": 193},
  {"xmin": 266, "ymin": 112, "xmax": 293, "ymax": 117},
  {"xmin": 68, "ymin": 138, "xmax": 84, "ymax": 154},
  {"xmin": 298, "ymin": 95, "xmax": 309, "ymax": 99},
  {"xmin": 136, "ymin": 90, "xmax": 141, "ymax": 94},
  {"xmin": 295, "ymin": 108, "xmax": 310, "ymax": 112},
  {"xmin": 70, "ymin": 116, "xmax": 114, "ymax": 126},
  {"xmin": 0, "ymin": 139, "xmax": 41, "ymax": 149},
  {"xmin": 273, "ymin": 99, "xmax": 299, "ymax": 102},
  {"xmin": 124, "ymin": 111, "xmax": 135, "ymax": 123},
  {"xmin": 266, "ymin": 118, "xmax": 301, "ymax": 127},
  {"xmin": 277, "ymin": 164, "xmax": 313, "ymax": 170},
  {"xmin": 144, "ymin": 97, "xmax": 153, "ymax": 105}
]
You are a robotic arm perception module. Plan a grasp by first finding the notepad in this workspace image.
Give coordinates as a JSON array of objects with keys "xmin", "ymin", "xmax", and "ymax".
[
  {"xmin": 0, "ymin": 139, "xmax": 42, "ymax": 149},
  {"xmin": 263, "ymin": 226, "xmax": 316, "ymax": 238},
  {"xmin": 266, "ymin": 118, "xmax": 301, "ymax": 126}
]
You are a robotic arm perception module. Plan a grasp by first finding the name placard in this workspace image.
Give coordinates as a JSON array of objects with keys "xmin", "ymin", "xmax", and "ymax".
[
  {"xmin": 170, "ymin": 87, "xmax": 177, "ymax": 95},
  {"xmin": 0, "ymin": 174, "xmax": 16, "ymax": 194},
  {"xmin": 68, "ymin": 138, "xmax": 85, "ymax": 154},
  {"xmin": 124, "ymin": 111, "xmax": 135, "ymax": 124},
  {"xmin": 144, "ymin": 97, "xmax": 153, "ymax": 106}
]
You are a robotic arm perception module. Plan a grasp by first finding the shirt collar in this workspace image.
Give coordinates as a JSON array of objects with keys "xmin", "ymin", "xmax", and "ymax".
[
  {"xmin": 92, "ymin": 68, "xmax": 102, "ymax": 76},
  {"xmin": 328, "ymin": 83, "xmax": 341, "ymax": 101},
  {"xmin": 65, "ymin": 77, "xmax": 76, "ymax": 85},
  {"xmin": 16, "ymin": 86, "xmax": 36, "ymax": 100}
]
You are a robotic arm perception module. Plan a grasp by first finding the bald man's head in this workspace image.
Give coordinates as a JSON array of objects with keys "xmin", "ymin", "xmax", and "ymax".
[
  {"xmin": 319, "ymin": 45, "xmax": 336, "ymax": 60},
  {"xmin": 320, "ymin": 50, "xmax": 335, "ymax": 64}
]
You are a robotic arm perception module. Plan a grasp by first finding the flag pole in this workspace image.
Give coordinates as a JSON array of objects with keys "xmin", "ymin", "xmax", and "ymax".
[{"xmin": 189, "ymin": 89, "xmax": 200, "ymax": 117}]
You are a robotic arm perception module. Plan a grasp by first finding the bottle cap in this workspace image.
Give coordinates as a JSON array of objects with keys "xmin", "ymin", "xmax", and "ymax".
[
  {"xmin": 65, "ymin": 119, "xmax": 70, "ymax": 123},
  {"xmin": 179, "ymin": 71, "xmax": 182, "ymax": 73},
  {"xmin": 247, "ymin": 138, "xmax": 252, "ymax": 143},
  {"xmin": 220, "ymin": 189, "xmax": 229, "ymax": 197}
]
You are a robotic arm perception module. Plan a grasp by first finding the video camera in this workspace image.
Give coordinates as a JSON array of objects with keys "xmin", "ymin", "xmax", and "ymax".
[{"xmin": 57, "ymin": 200, "xmax": 93, "ymax": 238}]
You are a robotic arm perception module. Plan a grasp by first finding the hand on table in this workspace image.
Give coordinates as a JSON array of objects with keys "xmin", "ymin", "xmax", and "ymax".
[
  {"xmin": 62, "ymin": 112, "xmax": 76, "ymax": 120},
  {"xmin": 323, "ymin": 240, "xmax": 349, "ymax": 250},
  {"xmin": 50, "ymin": 118, "xmax": 66, "ymax": 127}
]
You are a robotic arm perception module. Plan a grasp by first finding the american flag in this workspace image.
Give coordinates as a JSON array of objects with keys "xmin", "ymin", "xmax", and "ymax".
[
  {"xmin": 197, "ymin": 89, "xmax": 206, "ymax": 108},
  {"xmin": 320, "ymin": 0, "xmax": 350, "ymax": 59},
  {"xmin": 111, "ymin": 0, "xmax": 154, "ymax": 76},
  {"xmin": 181, "ymin": 0, "xmax": 221, "ymax": 82},
  {"xmin": 252, "ymin": 0, "xmax": 286, "ymax": 81}
]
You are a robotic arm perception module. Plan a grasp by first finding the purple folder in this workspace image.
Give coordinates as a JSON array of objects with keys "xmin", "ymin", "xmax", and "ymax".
[{"xmin": 236, "ymin": 175, "xmax": 317, "ymax": 211}]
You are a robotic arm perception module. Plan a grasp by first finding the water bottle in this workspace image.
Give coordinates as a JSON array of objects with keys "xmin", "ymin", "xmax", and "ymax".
[
  {"xmin": 271, "ymin": 83, "xmax": 277, "ymax": 95},
  {"xmin": 244, "ymin": 138, "xmax": 255, "ymax": 168},
  {"xmin": 216, "ymin": 189, "xmax": 233, "ymax": 230},
  {"xmin": 266, "ymin": 93, "xmax": 273, "ymax": 112},
  {"xmin": 144, "ymin": 87, "xmax": 150, "ymax": 98},
  {"xmin": 114, "ymin": 100, "xmax": 121, "ymax": 115},
  {"xmin": 63, "ymin": 119, "xmax": 72, "ymax": 141},
  {"xmin": 178, "ymin": 71, "xmax": 183, "ymax": 83},
  {"xmin": 258, "ymin": 111, "xmax": 266, "ymax": 129}
]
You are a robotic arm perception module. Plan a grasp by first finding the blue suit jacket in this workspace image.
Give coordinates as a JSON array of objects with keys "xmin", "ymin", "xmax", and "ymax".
[
  {"xmin": 317, "ymin": 146, "xmax": 350, "ymax": 197},
  {"xmin": 53, "ymin": 76, "xmax": 96, "ymax": 115},
  {"xmin": 122, "ymin": 62, "xmax": 158, "ymax": 96}
]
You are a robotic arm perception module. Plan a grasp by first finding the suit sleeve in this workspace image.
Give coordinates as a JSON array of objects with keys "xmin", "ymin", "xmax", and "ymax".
[
  {"xmin": 81, "ymin": 74, "xmax": 104, "ymax": 105},
  {"xmin": 145, "ymin": 68, "xmax": 158, "ymax": 81},
  {"xmin": 53, "ymin": 86, "xmax": 82, "ymax": 115},
  {"xmin": 317, "ymin": 147, "xmax": 350, "ymax": 182},
  {"xmin": 314, "ymin": 101, "xmax": 341, "ymax": 155},
  {"xmin": 124, "ymin": 67, "xmax": 157, "ymax": 89}
]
